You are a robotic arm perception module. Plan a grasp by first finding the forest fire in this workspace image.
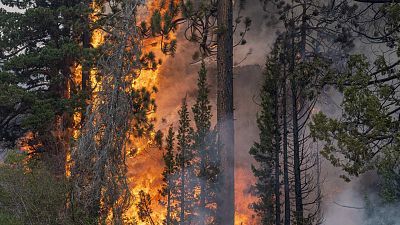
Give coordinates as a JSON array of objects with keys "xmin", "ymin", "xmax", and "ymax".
[
  {"xmin": 15, "ymin": 0, "xmax": 257, "ymax": 223},
  {"xmin": 3, "ymin": 0, "xmax": 400, "ymax": 225},
  {"xmin": 126, "ymin": 0, "xmax": 174, "ymax": 223},
  {"xmin": 235, "ymin": 168, "xmax": 258, "ymax": 225},
  {"xmin": 66, "ymin": 0, "xmax": 174, "ymax": 223},
  {"xmin": 66, "ymin": 1, "xmax": 104, "ymax": 177}
]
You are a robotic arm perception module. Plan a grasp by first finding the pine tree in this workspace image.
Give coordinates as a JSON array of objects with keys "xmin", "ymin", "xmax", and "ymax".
[
  {"xmin": 137, "ymin": 190, "xmax": 156, "ymax": 225},
  {"xmin": 70, "ymin": 1, "xmax": 157, "ymax": 223},
  {"xmin": 311, "ymin": 52, "xmax": 400, "ymax": 200},
  {"xmin": 0, "ymin": 0, "xmax": 102, "ymax": 174},
  {"xmin": 176, "ymin": 98, "xmax": 195, "ymax": 225},
  {"xmin": 178, "ymin": 3, "xmax": 251, "ymax": 223},
  {"xmin": 250, "ymin": 45, "xmax": 282, "ymax": 225},
  {"xmin": 251, "ymin": 30, "xmax": 326, "ymax": 224},
  {"xmin": 192, "ymin": 63, "xmax": 220, "ymax": 225},
  {"xmin": 161, "ymin": 126, "xmax": 178, "ymax": 225}
]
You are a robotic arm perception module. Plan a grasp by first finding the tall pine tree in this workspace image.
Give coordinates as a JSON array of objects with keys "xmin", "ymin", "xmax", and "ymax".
[
  {"xmin": 250, "ymin": 45, "xmax": 282, "ymax": 225},
  {"xmin": 192, "ymin": 63, "xmax": 220, "ymax": 225},
  {"xmin": 161, "ymin": 125, "xmax": 178, "ymax": 225},
  {"xmin": 176, "ymin": 97, "xmax": 196, "ymax": 225},
  {"xmin": 0, "ymin": 0, "xmax": 99, "ymax": 174}
]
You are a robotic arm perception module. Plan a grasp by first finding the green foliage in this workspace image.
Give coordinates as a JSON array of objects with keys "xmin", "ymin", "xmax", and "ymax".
[
  {"xmin": 311, "ymin": 21, "xmax": 400, "ymax": 201},
  {"xmin": 162, "ymin": 126, "xmax": 176, "ymax": 191},
  {"xmin": 0, "ymin": 212, "xmax": 22, "ymax": 225},
  {"xmin": 249, "ymin": 46, "xmax": 280, "ymax": 225},
  {"xmin": 0, "ymin": 150, "xmax": 70, "ymax": 225},
  {"xmin": 160, "ymin": 126, "xmax": 178, "ymax": 225},
  {"xmin": 176, "ymin": 98, "xmax": 194, "ymax": 168},
  {"xmin": 192, "ymin": 63, "xmax": 219, "ymax": 225},
  {"xmin": 311, "ymin": 53, "xmax": 400, "ymax": 183},
  {"xmin": 159, "ymin": 64, "xmax": 219, "ymax": 225},
  {"xmin": 0, "ymin": 0, "xmax": 93, "ymax": 144},
  {"xmin": 139, "ymin": 0, "xmax": 179, "ymax": 56},
  {"xmin": 151, "ymin": 10, "xmax": 162, "ymax": 35}
]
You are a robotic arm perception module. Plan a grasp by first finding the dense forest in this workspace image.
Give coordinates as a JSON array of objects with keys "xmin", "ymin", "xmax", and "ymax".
[{"xmin": 0, "ymin": 0, "xmax": 399, "ymax": 225}]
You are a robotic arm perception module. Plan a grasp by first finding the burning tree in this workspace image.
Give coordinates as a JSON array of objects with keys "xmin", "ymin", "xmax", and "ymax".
[
  {"xmin": 191, "ymin": 63, "xmax": 220, "ymax": 225},
  {"xmin": 158, "ymin": 63, "xmax": 220, "ymax": 225},
  {"xmin": 160, "ymin": 126, "xmax": 178, "ymax": 225},
  {"xmin": 70, "ymin": 1, "xmax": 156, "ymax": 223},
  {"xmin": 0, "ymin": 0, "xmax": 102, "ymax": 175}
]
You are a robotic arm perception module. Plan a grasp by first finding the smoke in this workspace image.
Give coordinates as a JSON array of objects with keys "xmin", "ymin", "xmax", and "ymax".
[
  {"xmin": 133, "ymin": 0, "xmax": 400, "ymax": 224},
  {"xmin": 317, "ymin": 85, "xmax": 400, "ymax": 225},
  {"xmin": 322, "ymin": 168, "xmax": 400, "ymax": 225},
  {"xmin": 156, "ymin": 32, "xmax": 264, "ymax": 224},
  {"xmin": 363, "ymin": 192, "xmax": 400, "ymax": 225},
  {"xmin": 233, "ymin": 0, "xmax": 277, "ymax": 67},
  {"xmin": 4, "ymin": 0, "xmax": 398, "ymax": 223},
  {"xmin": 154, "ymin": 1, "xmax": 270, "ymax": 222}
]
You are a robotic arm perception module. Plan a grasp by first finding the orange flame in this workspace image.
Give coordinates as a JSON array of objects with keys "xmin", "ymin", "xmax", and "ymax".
[
  {"xmin": 126, "ymin": 0, "xmax": 177, "ymax": 223},
  {"xmin": 71, "ymin": 1, "xmax": 258, "ymax": 224}
]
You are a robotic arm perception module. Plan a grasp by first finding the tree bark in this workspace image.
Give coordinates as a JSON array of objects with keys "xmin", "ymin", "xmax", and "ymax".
[
  {"xmin": 290, "ymin": 23, "xmax": 304, "ymax": 224},
  {"xmin": 82, "ymin": 24, "xmax": 90, "ymax": 93},
  {"xmin": 81, "ymin": 0, "xmax": 92, "ymax": 124},
  {"xmin": 291, "ymin": 78, "xmax": 304, "ymax": 225},
  {"xmin": 180, "ymin": 150, "xmax": 185, "ymax": 225},
  {"xmin": 216, "ymin": 0, "xmax": 235, "ymax": 224},
  {"xmin": 199, "ymin": 144, "xmax": 206, "ymax": 225},
  {"xmin": 282, "ymin": 65, "xmax": 291, "ymax": 225},
  {"xmin": 166, "ymin": 177, "xmax": 172, "ymax": 225},
  {"xmin": 274, "ymin": 85, "xmax": 281, "ymax": 225}
]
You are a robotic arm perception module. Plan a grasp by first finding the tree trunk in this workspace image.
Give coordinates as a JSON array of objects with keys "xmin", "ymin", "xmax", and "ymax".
[
  {"xmin": 180, "ymin": 151, "xmax": 185, "ymax": 225},
  {"xmin": 290, "ymin": 22, "xmax": 304, "ymax": 224},
  {"xmin": 274, "ymin": 89, "xmax": 281, "ymax": 225},
  {"xmin": 166, "ymin": 179, "xmax": 172, "ymax": 225},
  {"xmin": 216, "ymin": 0, "xmax": 234, "ymax": 224},
  {"xmin": 199, "ymin": 144, "xmax": 206, "ymax": 225},
  {"xmin": 81, "ymin": 0, "xmax": 92, "ymax": 123},
  {"xmin": 291, "ymin": 78, "xmax": 304, "ymax": 225},
  {"xmin": 82, "ymin": 26, "xmax": 90, "ymax": 93},
  {"xmin": 282, "ymin": 66, "xmax": 291, "ymax": 225}
]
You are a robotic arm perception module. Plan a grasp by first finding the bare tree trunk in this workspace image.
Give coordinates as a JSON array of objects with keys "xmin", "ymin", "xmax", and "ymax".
[
  {"xmin": 80, "ymin": 0, "xmax": 93, "ymax": 125},
  {"xmin": 180, "ymin": 154, "xmax": 185, "ymax": 225},
  {"xmin": 217, "ymin": 0, "xmax": 235, "ymax": 224},
  {"xmin": 289, "ymin": 21, "xmax": 304, "ymax": 224},
  {"xmin": 291, "ymin": 80, "xmax": 304, "ymax": 225},
  {"xmin": 81, "ymin": 1, "xmax": 91, "ymax": 94},
  {"xmin": 199, "ymin": 146, "xmax": 206, "ymax": 225},
  {"xmin": 274, "ymin": 89, "xmax": 281, "ymax": 225},
  {"xmin": 71, "ymin": 2, "xmax": 143, "ymax": 223},
  {"xmin": 167, "ymin": 178, "xmax": 172, "ymax": 225},
  {"xmin": 282, "ymin": 63, "xmax": 291, "ymax": 225}
]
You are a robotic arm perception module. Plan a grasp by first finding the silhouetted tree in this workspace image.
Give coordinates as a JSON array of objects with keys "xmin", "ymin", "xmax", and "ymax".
[{"xmin": 192, "ymin": 63, "xmax": 220, "ymax": 225}]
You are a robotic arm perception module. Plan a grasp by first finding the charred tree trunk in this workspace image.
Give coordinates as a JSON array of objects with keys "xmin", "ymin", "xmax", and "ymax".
[
  {"xmin": 282, "ymin": 66, "xmax": 291, "ymax": 225},
  {"xmin": 82, "ymin": 22, "xmax": 90, "ymax": 93},
  {"xmin": 290, "ymin": 23, "xmax": 304, "ymax": 224},
  {"xmin": 81, "ymin": 0, "xmax": 93, "ymax": 124},
  {"xmin": 166, "ymin": 181, "xmax": 172, "ymax": 225},
  {"xmin": 291, "ymin": 80, "xmax": 304, "ymax": 225},
  {"xmin": 274, "ymin": 83, "xmax": 281, "ymax": 225},
  {"xmin": 216, "ymin": 0, "xmax": 234, "ymax": 224},
  {"xmin": 180, "ymin": 152, "xmax": 185, "ymax": 225},
  {"xmin": 199, "ymin": 145, "xmax": 206, "ymax": 225}
]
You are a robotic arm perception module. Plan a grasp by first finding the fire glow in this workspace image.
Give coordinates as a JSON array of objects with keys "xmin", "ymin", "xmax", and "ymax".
[{"xmin": 68, "ymin": 0, "xmax": 256, "ymax": 224}]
